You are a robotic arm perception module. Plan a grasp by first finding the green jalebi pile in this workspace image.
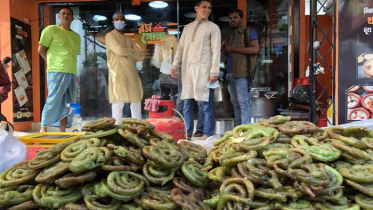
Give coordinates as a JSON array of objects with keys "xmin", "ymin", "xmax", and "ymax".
[
  {"xmin": 0, "ymin": 118, "xmax": 208, "ymax": 210},
  {"xmin": 1, "ymin": 115, "xmax": 373, "ymax": 209}
]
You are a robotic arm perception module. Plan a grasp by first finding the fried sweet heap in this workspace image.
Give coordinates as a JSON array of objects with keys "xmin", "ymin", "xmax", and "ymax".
[{"xmin": 1, "ymin": 115, "xmax": 373, "ymax": 210}]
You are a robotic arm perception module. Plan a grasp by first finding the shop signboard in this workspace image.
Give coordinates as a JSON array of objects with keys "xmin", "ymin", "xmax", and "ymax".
[
  {"xmin": 10, "ymin": 18, "xmax": 33, "ymax": 122},
  {"xmin": 138, "ymin": 22, "xmax": 166, "ymax": 44},
  {"xmin": 338, "ymin": 1, "xmax": 373, "ymax": 124}
]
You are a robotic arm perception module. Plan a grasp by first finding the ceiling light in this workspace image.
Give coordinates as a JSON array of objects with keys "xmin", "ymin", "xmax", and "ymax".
[
  {"xmin": 149, "ymin": 1, "xmax": 168, "ymax": 8},
  {"xmin": 262, "ymin": 59, "xmax": 273, "ymax": 64},
  {"xmin": 219, "ymin": 16, "xmax": 229, "ymax": 22},
  {"xmin": 184, "ymin": 12, "xmax": 197, "ymax": 19},
  {"xmin": 93, "ymin": 15, "xmax": 107, "ymax": 21},
  {"xmin": 168, "ymin": 31, "xmax": 179, "ymax": 35},
  {"xmin": 125, "ymin": 14, "xmax": 141, "ymax": 20}
]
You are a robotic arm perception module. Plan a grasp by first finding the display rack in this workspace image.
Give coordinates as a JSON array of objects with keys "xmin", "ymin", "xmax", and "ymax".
[{"xmin": 309, "ymin": 0, "xmax": 336, "ymax": 125}]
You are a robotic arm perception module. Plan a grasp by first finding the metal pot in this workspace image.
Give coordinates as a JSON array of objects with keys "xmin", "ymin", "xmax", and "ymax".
[
  {"xmin": 215, "ymin": 118, "xmax": 235, "ymax": 135},
  {"xmin": 251, "ymin": 96, "xmax": 277, "ymax": 123}
]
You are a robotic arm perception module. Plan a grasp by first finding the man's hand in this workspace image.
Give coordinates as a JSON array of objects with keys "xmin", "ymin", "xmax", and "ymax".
[
  {"xmin": 171, "ymin": 68, "xmax": 179, "ymax": 78},
  {"xmin": 224, "ymin": 45, "xmax": 233, "ymax": 52},
  {"xmin": 209, "ymin": 75, "xmax": 219, "ymax": 83},
  {"xmin": 222, "ymin": 39, "xmax": 228, "ymax": 52},
  {"xmin": 222, "ymin": 39, "xmax": 232, "ymax": 52},
  {"xmin": 222, "ymin": 39, "xmax": 229, "ymax": 46},
  {"xmin": 38, "ymin": 45, "xmax": 48, "ymax": 60}
]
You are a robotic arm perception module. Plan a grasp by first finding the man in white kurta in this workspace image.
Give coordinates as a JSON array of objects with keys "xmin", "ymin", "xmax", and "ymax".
[
  {"xmin": 171, "ymin": 0, "xmax": 221, "ymax": 139},
  {"xmin": 106, "ymin": 12, "xmax": 143, "ymax": 124}
]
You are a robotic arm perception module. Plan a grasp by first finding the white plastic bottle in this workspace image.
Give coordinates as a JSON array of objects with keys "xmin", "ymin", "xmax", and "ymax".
[
  {"xmin": 67, "ymin": 103, "xmax": 82, "ymax": 132},
  {"xmin": 72, "ymin": 113, "xmax": 82, "ymax": 132}
]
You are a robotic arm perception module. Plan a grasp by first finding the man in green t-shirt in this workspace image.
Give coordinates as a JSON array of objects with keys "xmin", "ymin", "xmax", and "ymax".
[{"xmin": 38, "ymin": 7, "xmax": 81, "ymax": 132}]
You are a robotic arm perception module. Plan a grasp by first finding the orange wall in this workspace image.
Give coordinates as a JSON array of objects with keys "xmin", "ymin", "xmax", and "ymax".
[
  {"xmin": 237, "ymin": 0, "xmax": 247, "ymax": 26},
  {"xmin": 0, "ymin": 1, "xmax": 11, "ymax": 123},
  {"xmin": 0, "ymin": 0, "xmax": 40, "ymax": 131}
]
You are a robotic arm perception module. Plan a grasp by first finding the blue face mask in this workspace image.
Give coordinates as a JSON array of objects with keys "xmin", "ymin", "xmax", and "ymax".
[
  {"xmin": 114, "ymin": 20, "xmax": 125, "ymax": 30},
  {"xmin": 206, "ymin": 81, "xmax": 220, "ymax": 89}
]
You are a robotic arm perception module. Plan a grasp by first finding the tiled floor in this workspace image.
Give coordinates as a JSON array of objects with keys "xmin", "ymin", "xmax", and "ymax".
[{"xmin": 11, "ymin": 122, "xmax": 89, "ymax": 137}]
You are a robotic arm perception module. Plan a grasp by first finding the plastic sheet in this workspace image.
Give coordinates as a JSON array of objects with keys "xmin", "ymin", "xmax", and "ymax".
[
  {"xmin": 334, "ymin": 119, "xmax": 373, "ymax": 130},
  {"xmin": 0, "ymin": 123, "xmax": 26, "ymax": 173},
  {"xmin": 179, "ymin": 136, "xmax": 218, "ymax": 154}
]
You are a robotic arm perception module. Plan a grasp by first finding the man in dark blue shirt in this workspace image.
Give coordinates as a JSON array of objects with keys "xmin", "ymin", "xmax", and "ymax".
[{"xmin": 222, "ymin": 9, "xmax": 259, "ymax": 125}]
